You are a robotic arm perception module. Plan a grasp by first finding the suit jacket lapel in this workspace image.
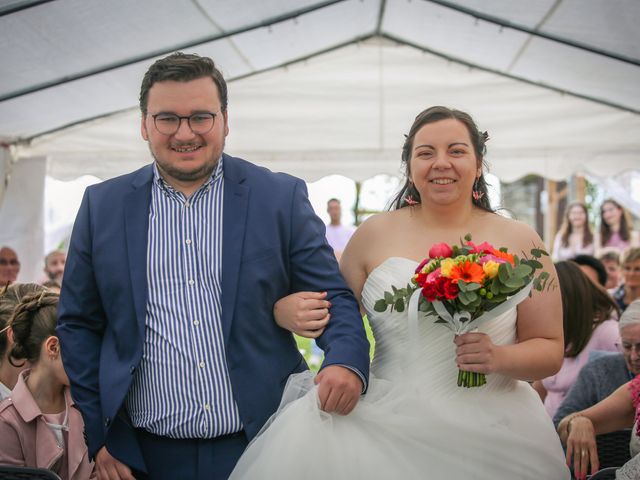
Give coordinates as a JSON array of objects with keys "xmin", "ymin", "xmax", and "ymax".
[
  {"xmin": 124, "ymin": 166, "xmax": 153, "ymax": 340},
  {"xmin": 221, "ymin": 155, "xmax": 249, "ymax": 344}
]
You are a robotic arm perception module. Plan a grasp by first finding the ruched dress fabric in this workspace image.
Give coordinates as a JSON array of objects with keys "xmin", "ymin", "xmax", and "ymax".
[{"xmin": 230, "ymin": 257, "xmax": 570, "ymax": 479}]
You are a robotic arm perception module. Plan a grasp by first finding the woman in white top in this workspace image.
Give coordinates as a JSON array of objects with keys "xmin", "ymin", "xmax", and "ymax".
[{"xmin": 552, "ymin": 202, "xmax": 595, "ymax": 261}]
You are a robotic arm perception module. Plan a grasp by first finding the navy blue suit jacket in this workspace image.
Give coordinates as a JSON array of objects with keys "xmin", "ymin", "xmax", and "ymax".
[{"xmin": 57, "ymin": 154, "xmax": 370, "ymax": 472}]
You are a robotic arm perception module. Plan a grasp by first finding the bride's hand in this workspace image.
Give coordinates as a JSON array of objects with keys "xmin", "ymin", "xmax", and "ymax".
[
  {"xmin": 273, "ymin": 291, "xmax": 331, "ymax": 338},
  {"xmin": 454, "ymin": 332, "xmax": 502, "ymax": 374}
]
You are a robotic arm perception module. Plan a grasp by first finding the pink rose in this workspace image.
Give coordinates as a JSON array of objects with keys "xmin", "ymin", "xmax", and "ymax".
[
  {"xmin": 479, "ymin": 254, "xmax": 507, "ymax": 264},
  {"xmin": 428, "ymin": 243, "xmax": 453, "ymax": 259},
  {"xmin": 415, "ymin": 257, "xmax": 431, "ymax": 274},
  {"xmin": 467, "ymin": 241, "xmax": 494, "ymax": 255},
  {"xmin": 426, "ymin": 268, "xmax": 441, "ymax": 284}
]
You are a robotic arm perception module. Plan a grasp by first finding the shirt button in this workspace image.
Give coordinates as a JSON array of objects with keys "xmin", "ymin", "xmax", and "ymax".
[
  {"xmin": 186, "ymin": 239, "xmax": 192, "ymax": 245},
  {"xmin": 193, "ymin": 320, "xmax": 200, "ymax": 326},
  {"xmin": 185, "ymin": 202, "xmax": 190, "ymax": 208},
  {"xmin": 199, "ymin": 361, "xmax": 205, "ymax": 368},
  {"xmin": 189, "ymin": 279, "xmax": 195, "ymax": 285},
  {"xmin": 204, "ymin": 404, "xmax": 210, "ymax": 410}
]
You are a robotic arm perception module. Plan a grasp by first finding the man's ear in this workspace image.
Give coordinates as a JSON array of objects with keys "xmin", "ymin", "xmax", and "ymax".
[
  {"xmin": 222, "ymin": 110, "xmax": 229, "ymax": 137},
  {"xmin": 141, "ymin": 114, "xmax": 149, "ymax": 141}
]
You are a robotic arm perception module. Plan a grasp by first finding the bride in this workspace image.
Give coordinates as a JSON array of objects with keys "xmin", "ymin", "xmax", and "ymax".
[{"xmin": 230, "ymin": 106, "xmax": 571, "ymax": 479}]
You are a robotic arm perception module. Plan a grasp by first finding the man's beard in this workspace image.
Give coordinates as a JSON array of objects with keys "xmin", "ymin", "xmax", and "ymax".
[{"xmin": 149, "ymin": 139, "xmax": 224, "ymax": 183}]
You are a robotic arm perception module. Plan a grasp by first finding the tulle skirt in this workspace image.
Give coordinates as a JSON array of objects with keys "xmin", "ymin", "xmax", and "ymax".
[{"xmin": 230, "ymin": 371, "xmax": 570, "ymax": 480}]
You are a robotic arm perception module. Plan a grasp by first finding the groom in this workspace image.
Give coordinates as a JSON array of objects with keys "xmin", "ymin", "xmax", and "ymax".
[{"xmin": 57, "ymin": 52, "xmax": 370, "ymax": 480}]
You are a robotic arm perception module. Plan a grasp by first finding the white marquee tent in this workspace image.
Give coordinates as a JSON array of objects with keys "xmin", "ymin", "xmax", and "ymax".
[{"xmin": 1, "ymin": 0, "xmax": 639, "ymax": 279}]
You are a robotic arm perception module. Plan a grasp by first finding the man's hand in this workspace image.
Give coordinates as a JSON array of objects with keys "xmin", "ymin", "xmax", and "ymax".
[
  {"xmin": 314, "ymin": 365, "xmax": 363, "ymax": 415},
  {"xmin": 96, "ymin": 446, "xmax": 136, "ymax": 480}
]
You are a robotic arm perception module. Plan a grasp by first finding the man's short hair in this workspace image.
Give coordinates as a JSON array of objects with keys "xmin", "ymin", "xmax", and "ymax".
[
  {"xmin": 139, "ymin": 52, "xmax": 228, "ymax": 115},
  {"xmin": 327, "ymin": 198, "xmax": 340, "ymax": 205}
]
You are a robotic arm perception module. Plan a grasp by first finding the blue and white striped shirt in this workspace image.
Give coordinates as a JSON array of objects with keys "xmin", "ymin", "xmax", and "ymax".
[{"xmin": 126, "ymin": 158, "xmax": 242, "ymax": 438}]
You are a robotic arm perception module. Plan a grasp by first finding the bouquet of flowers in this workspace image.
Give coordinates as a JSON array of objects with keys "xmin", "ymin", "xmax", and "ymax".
[{"xmin": 374, "ymin": 234, "xmax": 551, "ymax": 387}]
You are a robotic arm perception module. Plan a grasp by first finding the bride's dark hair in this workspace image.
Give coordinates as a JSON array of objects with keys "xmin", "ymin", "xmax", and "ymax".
[{"xmin": 390, "ymin": 106, "xmax": 494, "ymax": 212}]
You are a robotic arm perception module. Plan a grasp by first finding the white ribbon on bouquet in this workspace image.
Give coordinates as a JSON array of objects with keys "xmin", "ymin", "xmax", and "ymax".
[{"xmin": 407, "ymin": 281, "xmax": 534, "ymax": 353}]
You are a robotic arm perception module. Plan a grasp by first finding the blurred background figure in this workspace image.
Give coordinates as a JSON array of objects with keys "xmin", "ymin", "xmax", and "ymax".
[
  {"xmin": 0, "ymin": 283, "xmax": 43, "ymax": 400},
  {"xmin": 553, "ymin": 299, "xmax": 640, "ymax": 427},
  {"xmin": 552, "ymin": 202, "xmax": 594, "ymax": 261},
  {"xmin": 572, "ymin": 254, "xmax": 607, "ymax": 287},
  {"xmin": 613, "ymin": 247, "xmax": 640, "ymax": 311},
  {"xmin": 596, "ymin": 198, "xmax": 639, "ymax": 252},
  {"xmin": 325, "ymin": 198, "xmax": 355, "ymax": 262},
  {"xmin": 43, "ymin": 250, "xmax": 66, "ymax": 287},
  {"xmin": 533, "ymin": 260, "xmax": 620, "ymax": 419},
  {"xmin": 598, "ymin": 247, "xmax": 622, "ymax": 290},
  {"xmin": 0, "ymin": 247, "xmax": 20, "ymax": 286}
]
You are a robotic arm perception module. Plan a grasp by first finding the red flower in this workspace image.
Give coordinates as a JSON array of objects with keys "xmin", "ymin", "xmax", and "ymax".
[
  {"xmin": 467, "ymin": 241, "xmax": 494, "ymax": 255},
  {"xmin": 415, "ymin": 258, "xmax": 431, "ymax": 274},
  {"xmin": 422, "ymin": 276, "xmax": 458, "ymax": 302},
  {"xmin": 442, "ymin": 279, "xmax": 459, "ymax": 299},
  {"xmin": 429, "ymin": 243, "xmax": 453, "ymax": 259}
]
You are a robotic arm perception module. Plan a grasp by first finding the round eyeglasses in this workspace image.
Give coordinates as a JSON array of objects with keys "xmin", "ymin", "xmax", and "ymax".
[{"xmin": 151, "ymin": 112, "xmax": 217, "ymax": 136}]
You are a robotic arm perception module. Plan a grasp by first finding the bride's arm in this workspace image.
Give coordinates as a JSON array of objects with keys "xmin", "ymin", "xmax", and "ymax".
[
  {"xmin": 497, "ymin": 223, "xmax": 564, "ymax": 380},
  {"xmin": 456, "ymin": 221, "xmax": 564, "ymax": 381},
  {"xmin": 339, "ymin": 217, "xmax": 378, "ymax": 311}
]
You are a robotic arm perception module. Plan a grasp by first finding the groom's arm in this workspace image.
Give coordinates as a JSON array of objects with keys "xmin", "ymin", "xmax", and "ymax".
[{"xmin": 286, "ymin": 180, "xmax": 370, "ymax": 395}]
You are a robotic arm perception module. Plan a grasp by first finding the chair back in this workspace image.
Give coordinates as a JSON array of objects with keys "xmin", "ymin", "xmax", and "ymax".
[
  {"xmin": 0, "ymin": 465, "xmax": 62, "ymax": 480},
  {"xmin": 596, "ymin": 428, "xmax": 632, "ymax": 469}
]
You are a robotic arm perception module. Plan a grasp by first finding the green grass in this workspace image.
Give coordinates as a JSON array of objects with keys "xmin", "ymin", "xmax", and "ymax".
[{"xmin": 295, "ymin": 315, "xmax": 375, "ymax": 372}]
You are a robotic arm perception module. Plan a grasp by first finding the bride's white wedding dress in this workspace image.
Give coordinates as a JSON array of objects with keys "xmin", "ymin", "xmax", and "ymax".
[{"xmin": 230, "ymin": 257, "xmax": 570, "ymax": 479}]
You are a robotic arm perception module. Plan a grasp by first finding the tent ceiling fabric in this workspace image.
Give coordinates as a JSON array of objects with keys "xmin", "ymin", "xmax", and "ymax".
[{"xmin": 1, "ymin": 0, "xmax": 639, "ymax": 182}]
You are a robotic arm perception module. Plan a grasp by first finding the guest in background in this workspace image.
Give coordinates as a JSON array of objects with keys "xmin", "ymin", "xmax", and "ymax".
[
  {"xmin": 325, "ymin": 198, "xmax": 355, "ymax": 262},
  {"xmin": 556, "ymin": 302, "xmax": 640, "ymax": 479},
  {"xmin": 598, "ymin": 247, "xmax": 622, "ymax": 290},
  {"xmin": 533, "ymin": 261, "xmax": 620, "ymax": 418},
  {"xmin": 572, "ymin": 254, "xmax": 607, "ymax": 287},
  {"xmin": 0, "ymin": 290, "xmax": 94, "ymax": 479},
  {"xmin": 613, "ymin": 247, "xmax": 640, "ymax": 311},
  {"xmin": 43, "ymin": 250, "xmax": 66, "ymax": 287},
  {"xmin": 0, "ymin": 246, "xmax": 20, "ymax": 285},
  {"xmin": 553, "ymin": 300, "xmax": 640, "ymax": 427},
  {"xmin": 552, "ymin": 202, "xmax": 594, "ymax": 261},
  {"xmin": 0, "ymin": 283, "xmax": 43, "ymax": 400},
  {"xmin": 596, "ymin": 199, "xmax": 639, "ymax": 252}
]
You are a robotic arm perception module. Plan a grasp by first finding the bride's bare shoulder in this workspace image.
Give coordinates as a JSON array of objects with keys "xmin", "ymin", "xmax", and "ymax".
[
  {"xmin": 352, "ymin": 208, "xmax": 408, "ymax": 236},
  {"xmin": 488, "ymin": 214, "xmax": 546, "ymax": 251}
]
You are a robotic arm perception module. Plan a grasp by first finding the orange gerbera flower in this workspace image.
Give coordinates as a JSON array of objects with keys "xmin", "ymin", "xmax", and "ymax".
[
  {"xmin": 448, "ymin": 261, "xmax": 484, "ymax": 284},
  {"xmin": 491, "ymin": 249, "xmax": 515, "ymax": 266}
]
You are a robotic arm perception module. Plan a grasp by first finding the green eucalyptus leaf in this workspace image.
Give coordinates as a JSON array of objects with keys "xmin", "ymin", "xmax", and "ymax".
[
  {"xmin": 394, "ymin": 298, "xmax": 405, "ymax": 312},
  {"xmin": 374, "ymin": 299, "xmax": 388, "ymax": 312},
  {"xmin": 384, "ymin": 291, "xmax": 393, "ymax": 303},
  {"xmin": 465, "ymin": 282, "xmax": 482, "ymax": 291}
]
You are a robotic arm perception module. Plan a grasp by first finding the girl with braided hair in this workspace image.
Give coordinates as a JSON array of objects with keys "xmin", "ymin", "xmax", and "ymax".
[
  {"xmin": 0, "ymin": 282, "xmax": 43, "ymax": 400},
  {"xmin": 0, "ymin": 289, "xmax": 94, "ymax": 479}
]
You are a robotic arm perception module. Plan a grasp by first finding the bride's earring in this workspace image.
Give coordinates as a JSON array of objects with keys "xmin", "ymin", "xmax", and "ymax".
[
  {"xmin": 404, "ymin": 182, "xmax": 420, "ymax": 205},
  {"xmin": 472, "ymin": 178, "xmax": 484, "ymax": 201}
]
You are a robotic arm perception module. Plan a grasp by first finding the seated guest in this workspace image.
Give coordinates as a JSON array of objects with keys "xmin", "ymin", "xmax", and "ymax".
[
  {"xmin": 43, "ymin": 250, "xmax": 66, "ymax": 287},
  {"xmin": 0, "ymin": 246, "xmax": 20, "ymax": 285},
  {"xmin": 557, "ymin": 367, "xmax": 640, "ymax": 479},
  {"xmin": 0, "ymin": 290, "xmax": 94, "ymax": 479},
  {"xmin": 533, "ymin": 261, "xmax": 620, "ymax": 418},
  {"xmin": 598, "ymin": 247, "xmax": 622, "ymax": 290},
  {"xmin": 573, "ymin": 254, "xmax": 608, "ymax": 287},
  {"xmin": 0, "ymin": 283, "xmax": 43, "ymax": 400},
  {"xmin": 553, "ymin": 300, "xmax": 640, "ymax": 427},
  {"xmin": 613, "ymin": 247, "xmax": 640, "ymax": 311}
]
